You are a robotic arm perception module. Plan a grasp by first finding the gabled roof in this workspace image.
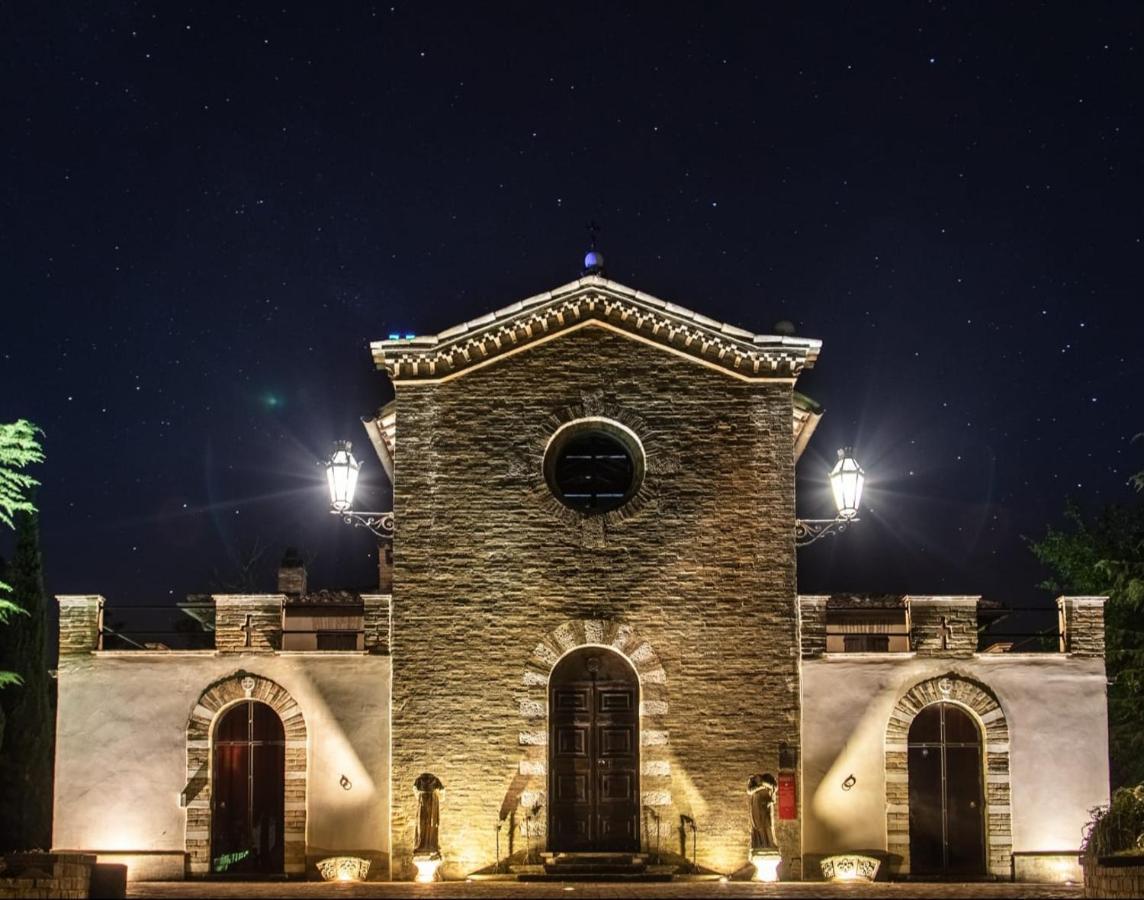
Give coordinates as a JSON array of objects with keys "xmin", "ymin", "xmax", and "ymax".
[{"xmin": 371, "ymin": 275, "xmax": 822, "ymax": 384}]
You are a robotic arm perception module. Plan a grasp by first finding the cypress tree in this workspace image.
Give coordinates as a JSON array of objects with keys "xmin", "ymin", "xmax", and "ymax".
[{"xmin": 0, "ymin": 510, "xmax": 54, "ymax": 850}]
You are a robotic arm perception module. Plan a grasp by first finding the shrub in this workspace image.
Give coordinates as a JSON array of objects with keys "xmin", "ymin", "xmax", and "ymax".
[{"xmin": 1083, "ymin": 784, "xmax": 1144, "ymax": 859}]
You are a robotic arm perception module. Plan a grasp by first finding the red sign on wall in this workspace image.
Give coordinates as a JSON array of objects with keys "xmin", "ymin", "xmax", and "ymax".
[{"xmin": 778, "ymin": 772, "xmax": 797, "ymax": 820}]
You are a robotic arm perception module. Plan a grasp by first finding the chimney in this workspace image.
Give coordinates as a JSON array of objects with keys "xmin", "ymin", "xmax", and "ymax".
[{"xmin": 277, "ymin": 547, "xmax": 307, "ymax": 596}]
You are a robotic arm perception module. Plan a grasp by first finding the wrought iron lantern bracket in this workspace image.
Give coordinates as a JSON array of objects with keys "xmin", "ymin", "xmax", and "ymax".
[
  {"xmin": 794, "ymin": 516, "xmax": 858, "ymax": 548},
  {"xmin": 332, "ymin": 509, "xmax": 394, "ymax": 539}
]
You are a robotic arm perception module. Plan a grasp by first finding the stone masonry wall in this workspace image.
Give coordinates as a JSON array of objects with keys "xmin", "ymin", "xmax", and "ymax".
[
  {"xmin": 361, "ymin": 594, "xmax": 392, "ymax": 654},
  {"xmin": 909, "ymin": 597, "xmax": 977, "ymax": 657},
  {"xmin": 56, "ymin": 596, "xmax": 103, "ymax": 655},
  {"xmin": 0, "ymin": 853, "xmax": 94, "ymax": 900},
  {"xmin": 214, "ymin": 596, "xmax": 282, "ymax": 652},
  {"xmin": 798, "ymin": 596, "xmax": 827, "ymax": 659},
  {"xmin": 1084, "ymin": 858, "xmax": 1144, "ymax": 898},
  {"xmin": 390, "ymin": 326, "xmax": 801, "ymax": 879},
  {"xmin": 1058, "ymin": 596, "xmax": 1106, "ymax": 658}
]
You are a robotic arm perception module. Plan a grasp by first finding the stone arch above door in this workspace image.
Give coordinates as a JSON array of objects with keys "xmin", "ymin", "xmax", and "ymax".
[
  {"xmin": 516, "ymin": 620, "xmax": 672, "ymax": 831},
  {"xmin": 884, "ymin": 674, "xmax": 1011, "ymax": 878},
  {"xmin": 184, "ymin": 671, "xmax": 308, "ymax": 876}
]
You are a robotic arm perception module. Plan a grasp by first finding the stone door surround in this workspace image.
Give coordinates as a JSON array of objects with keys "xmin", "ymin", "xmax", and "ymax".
[
  {"xmin": 184, "ymin": 671, "xmax": 308, "ymax": 876},
  {"xmin": 885, "ymin": 673, "xmax": 1012, "ymax": 878},
  {"xmin": 516, "ymin": 619, "xmax": 673, "ymax": 845}
]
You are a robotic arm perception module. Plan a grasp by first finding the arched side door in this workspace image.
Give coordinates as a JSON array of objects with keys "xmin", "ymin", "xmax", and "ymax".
[
  {"xmin": 908, "ymin": 702, "xmax": 986, "ymax": 877},
  {"xmin": 211, "ymin": 700, "xmax": 286, "ymax": 874},
  {"xmin": 548, "ymin": 647, "xmax": 640, "ymax": 852}
]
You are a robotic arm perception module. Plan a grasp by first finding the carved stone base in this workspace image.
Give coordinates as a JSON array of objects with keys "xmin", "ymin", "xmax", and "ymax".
[
  {"xmin": 413, "ymin": 852, "xmax": 442, "ymax": 883},
  {"xmin": 750, "ymin": 849, "xmax": 781, "ymax": 882}
]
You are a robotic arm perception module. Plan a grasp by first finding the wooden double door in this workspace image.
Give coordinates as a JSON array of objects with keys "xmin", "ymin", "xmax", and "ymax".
[
  {"xmin": 211, "ymin": 701, "xmax": 285, "ymax": 875},
  {"xmin": 908, "ymin": 702, "xmax": 987, "ymax": 876},
  {"xmin": 548, "ymin": 648, "xmax": 640, "ymax": 852}
]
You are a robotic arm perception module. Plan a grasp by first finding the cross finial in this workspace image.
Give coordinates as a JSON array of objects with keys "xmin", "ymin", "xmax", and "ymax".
[{"xmin": 582, "ymin": 221, "xmax": 605, "ymax": 275}]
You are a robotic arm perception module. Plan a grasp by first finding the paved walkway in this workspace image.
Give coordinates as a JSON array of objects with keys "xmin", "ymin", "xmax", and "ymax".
[{"xmin": 127, "ymin": 881, "xmax": 1083, "ymax": 899}]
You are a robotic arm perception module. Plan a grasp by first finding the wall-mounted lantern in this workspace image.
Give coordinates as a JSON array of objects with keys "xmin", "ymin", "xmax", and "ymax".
[
  {"xmin": 795, "ymin": 447, "xmax": 866, "ymax": 547},
  {"xmin": 322, "ymin": 441, "xmax": 394, "ymax": 538}
]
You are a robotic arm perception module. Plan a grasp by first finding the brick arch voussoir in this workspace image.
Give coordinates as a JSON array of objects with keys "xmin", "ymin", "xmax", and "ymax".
[
  {"xmin": 184, "ymin": 671, "xmax": 308, "ymax": 878},
  {"xmin": 884, "ymin": 673, "xmax": 1011, "ymax": 879},
  {"xmin": 517, "ymin": 619, "xmax": 672, "ymax": 831}
]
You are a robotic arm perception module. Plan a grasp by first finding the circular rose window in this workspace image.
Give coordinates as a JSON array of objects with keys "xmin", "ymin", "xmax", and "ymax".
[{"xmin": 544, "ymin": 419, "xmax": 645, "ymax": 514}]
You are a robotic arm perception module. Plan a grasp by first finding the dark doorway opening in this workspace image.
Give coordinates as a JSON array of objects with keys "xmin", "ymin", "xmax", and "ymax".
[
  {"xmin": 211, "ymin": 701, "xmax": 286, "ymax": 875},
  {"xmin": 908, "ymin": 702, "xmax": 986, "ymax": 877},
  {"xmin": 548, "ymin": 647, "xmax": 640, "ymax": 852}
]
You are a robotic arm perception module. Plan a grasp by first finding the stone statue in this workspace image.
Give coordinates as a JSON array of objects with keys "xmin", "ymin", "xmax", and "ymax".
[
  {"xmin": 747, "ymin": 773, "xmax": 779, "ymax": 851},
  {"xmin": 413, "ymin": 773, "xmax": 444, "ymax": 856}
]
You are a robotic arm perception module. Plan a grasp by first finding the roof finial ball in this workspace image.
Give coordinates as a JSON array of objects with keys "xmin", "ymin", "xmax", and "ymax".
[{"xmin": 582, "ymin": 220, "xmax": 605, "ymax": 276}]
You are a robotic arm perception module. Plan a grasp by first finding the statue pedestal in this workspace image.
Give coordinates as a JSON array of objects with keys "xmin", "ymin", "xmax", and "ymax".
[
  {"xmin": 750, "ymin": 849, "xmax": 781, "ymax": 882},
  {"xmin": 413, "ymin": 852, "xmax": 442, "ymax": 883}
]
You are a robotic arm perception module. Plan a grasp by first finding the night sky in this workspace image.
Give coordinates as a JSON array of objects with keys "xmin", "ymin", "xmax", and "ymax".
[{"xmin": 3, "ymin": 3, "xmax": 1142, "ymax": 632}]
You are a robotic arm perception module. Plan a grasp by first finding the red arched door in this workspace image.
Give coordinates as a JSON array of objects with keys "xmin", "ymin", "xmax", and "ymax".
[
  {"xmin": 908, "ymin": 702, "xmax": 986, "ymax": 876},
  {"xmin": 211, "ymin": 701, "xmax": 285, "ymax": 874},
  {"xmin": 548, "ymin": 648, "xmax": 640, "ymax": 852}
]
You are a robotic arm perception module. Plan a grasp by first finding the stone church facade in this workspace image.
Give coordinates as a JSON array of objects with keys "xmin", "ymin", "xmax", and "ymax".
[{"xmin": 51, "ymin": 274, "xmax": 1110, "ymax": 883}]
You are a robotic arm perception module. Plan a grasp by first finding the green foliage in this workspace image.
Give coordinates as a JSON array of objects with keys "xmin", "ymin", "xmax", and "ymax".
[
  {"xmin": 0, "ymin": 418, "xmax": 52, "ymax": 849},
  {"xmin": 1030, "ymin": 492, "xmax": 1144, "ymax": 787},
  {"xmin": 0, "ymin": 510, "xmax": 55, "ymax": 850},
  {"xmin": 0, "ymin": 421, "xmax": 43, "ymax": 691},
  {"xmin": 1083, "ymin": 784, "xmax": 1144, "ymax": 859},
  {"xmin": 0, "ymin": 420, "xmax": 43, "ymax": 529}
]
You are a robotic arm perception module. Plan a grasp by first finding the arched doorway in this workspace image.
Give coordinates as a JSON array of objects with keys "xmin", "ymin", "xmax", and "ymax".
[
  {"xmin": 211, "ymin": 701, "xmax": 286, "ymax": 875},
  {"xmin": 907, "ymin": 702, "xmax": 986, "ymax": 876},
  {"xmin": 548, "ymin": 647, "xmax": 640, "ymax": 852}
]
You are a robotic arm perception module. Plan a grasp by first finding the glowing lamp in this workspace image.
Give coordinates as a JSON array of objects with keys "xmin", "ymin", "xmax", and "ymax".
[
  {"xmin": 316, "ymin": 856, "xmax": 370, "ymax": 882},
  {"xmin": 829, "ymin": 447, "xmax": 865, "ymax": 520},
  {"xmin": 325, "ymin": 441, "xmax": 361, "ymax": 513},
  {"xmin": 413, "ymin": 853, "xmax": 442, "ymax": 883},
  {"xmin": 750, "ymin": 849, "xmax": 781, "ymax": 882}
]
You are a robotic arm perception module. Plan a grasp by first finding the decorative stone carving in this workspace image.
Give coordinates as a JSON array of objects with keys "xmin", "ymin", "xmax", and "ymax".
[
  {"xmin": 316, "ymin": 856, "xmax": 370, "ymax": 882},
  {"xmin": 240, "ymin": 676, "xmax": 256, "ymax": 697},
  {"xmin": 821, "ymin": 854, "xmax": 881, "ymax": 882}
]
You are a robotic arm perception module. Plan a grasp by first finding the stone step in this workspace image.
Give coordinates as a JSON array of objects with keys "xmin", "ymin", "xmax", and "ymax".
[
  {"xmin": 543, "ymin": 864, "xmax": 648, "ymax": 875},
  {"xmin": 544, "ymin": 853, "xmax": 643, "ymax": 865},
  {"xmin": 518, "ymin": 872, "xmax": 674, "ymax": 883}
]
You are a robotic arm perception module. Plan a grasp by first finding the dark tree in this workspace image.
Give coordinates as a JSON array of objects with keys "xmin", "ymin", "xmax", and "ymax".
[
  {"xmin": 0, "ymin": 510, "xmax": 54, "ymax": 850},
  {"xmin": 1030, "ymin": 496, "xmax": 1144, "ymax": 789}
]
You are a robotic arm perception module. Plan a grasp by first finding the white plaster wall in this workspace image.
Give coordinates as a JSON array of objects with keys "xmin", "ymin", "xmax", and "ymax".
[
  {"xmin": 800, "ymin": 654, "xmax": 1109, "ymax": 857},
  {"xmin": 52, "ymin": 652, "xmax": 391, "ymax": 862}
]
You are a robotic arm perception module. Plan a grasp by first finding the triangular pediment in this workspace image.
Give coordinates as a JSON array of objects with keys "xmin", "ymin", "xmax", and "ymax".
[{"xmin": 370, "ymin": 275, "xmax": 821, "ymax": 384}]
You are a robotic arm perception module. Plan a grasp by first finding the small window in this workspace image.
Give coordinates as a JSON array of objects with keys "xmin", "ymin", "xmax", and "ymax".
[
  {"xmin": 843, "ymin": 634, "xmax": 890, "ymax": 653},
  {"xmin": 316, "ymin": 632, "xmax": 358, "ymax": 651},
  {"xmin": 544, "ymin": 420, "xmax": 644, "ymax": 514}
]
